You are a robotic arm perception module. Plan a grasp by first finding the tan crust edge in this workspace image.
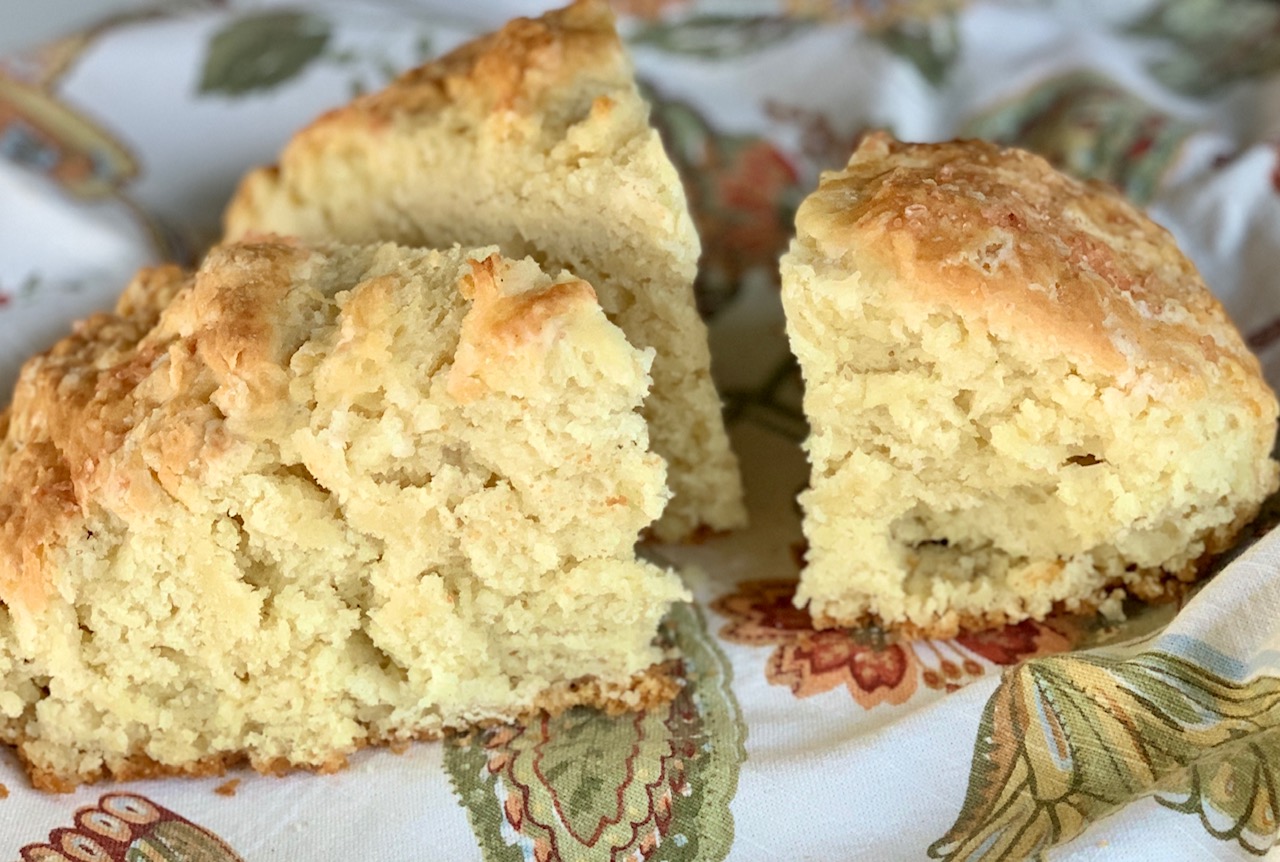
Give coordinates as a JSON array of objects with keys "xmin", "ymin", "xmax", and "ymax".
[
  {"xmin": 811, "ymin": 509, "xmax": 1263, "ymax": 641},
  {"xmin": 811, "ymin": 570, "xmax": 1195, "ymax": 642},
  {"xmin": 17, "ymin": 662, "xmax": 681, "ymax": 793}
]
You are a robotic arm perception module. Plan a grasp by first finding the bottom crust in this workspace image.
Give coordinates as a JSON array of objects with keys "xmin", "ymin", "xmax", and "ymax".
[
  {"xmin": 810, "ymin": 569, "xmax": 1195, "ymax": 642},
  {"xmin": 16, "ymin": 662, "xmax": 682, "ymax": 793},
  {"xmin": 809, "ymin": 505, "xmax": 1268, "ymax": 641}
]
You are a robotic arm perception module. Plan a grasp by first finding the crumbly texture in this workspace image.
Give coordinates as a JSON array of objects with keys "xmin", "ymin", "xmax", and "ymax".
[
  {"xmin": 222, "ymin": 0, "xmax": 745, "ymax": 542},
  {"xmin": 0, "ymin": 239, "xmax": 689, "ymax": 791},
  {"xmin": 781, "ymin": 133, "xmax": 1280, "ymax": 638}
]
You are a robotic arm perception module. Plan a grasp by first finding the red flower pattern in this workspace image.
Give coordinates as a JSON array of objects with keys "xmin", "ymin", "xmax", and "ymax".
[
  {"xmin": 956, "ymin": 620, "xmax": 1050, "ymax": 666},
  {"xmin": 713, "ymin": 579, "xmax": 1076, "ymax": 708},
  {"xmin": 692, "ymin": 138, "xmax": 801, "ymax": 313},
  {"xmin": 646, "ymin": 91, "xmax": 804, "ymax": 317}
]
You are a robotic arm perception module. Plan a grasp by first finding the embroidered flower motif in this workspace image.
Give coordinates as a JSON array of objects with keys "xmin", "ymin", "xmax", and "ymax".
[
  {"xmin": 444, "ymin": 603, "xmax": 746, "ymax": 862},
  {"xmin": 931, "ymin": 646, "xmax": 1280, "ymax": 859},
  {"xmin": 713, "ymin": 579, "xmax": 1076, "ymax": 709},
  {"xmin": 19, "ymin": 793, "xmax": 244, "ymax": 862},
  {"xmin": 956, "ymin": 620, "xmax": 1071, "ymax": 666},
  {"xmin": 645, "ymin": 92, "xmax": 803, "ymax": 317},
  {"xmin": 961, "ymin": 72, "xmax": 1193, "ymax": 204},
  {"xmin": 0, "ymin": 73, "xmax": 138, "ymax": 199},
  {"xmin": 774, "ymin": 628, "xmax": 919, "ymax": 706},
  {"xmin": 686, "ymin": 135, "xmax": 801, "ymax": 317}
]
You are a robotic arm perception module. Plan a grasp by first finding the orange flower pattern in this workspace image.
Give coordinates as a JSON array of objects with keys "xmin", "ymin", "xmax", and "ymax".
[
  {"xmin": 713, "ymin": 579, "xmax": 1075, "ymax": 708},
  {"xmin": 645, "ymin": 90, "xmax": 805, "ymax": 317}
]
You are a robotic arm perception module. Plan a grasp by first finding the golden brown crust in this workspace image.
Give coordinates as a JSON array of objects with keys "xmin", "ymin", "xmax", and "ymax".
[
  {"xmin": 1, "ymin": 236, "xmax": 680, "ymax": 794},
  {"xmin": 0, "ymin": 445, "xmax": 78, "ymax": 616},
  {"xmin": 447, "ymin": 255, "xmax": 598, "ymax": 402},
  {"xmin": 795, "ymin": 132, "xmax": 1266, "ymax": 386},
  {"xmin": 223, "ymin": 1, "xmax": 630, "ymax": 248},
  {"xmin": 15, "ymin": 662, "xmax": 681, "ymax": 793},
  {"xmin": 0, "ymin": 246, "xmax": 311, "ymax": 614},
  {"xmin": 114, "ymin": 263, "xmax": 189, "ymax": 321},
  {"xmin": 0, "ymin": 238, "xmax": 613, "ymax": 615},
  {"xmin": 787, "ymin": 133, "xmax": 1279, "ymax": 644},
  {"xmin": 812, "ymin": 579, "xmax": 1185, "ymax": 642},
  {"xmin": 321, "ymin": 0, "xmax": 621, "ymax": 128},
  {"xmin": 220, "ymin": 0, "xmax": 747, "ymax": 543},
  {"xmin": 0, "ymin": 264, "xmax": 195, "ymax": 615},
  {"xmin": 458, "ymin": 256, "xmax": 597, "ymax": 347}
]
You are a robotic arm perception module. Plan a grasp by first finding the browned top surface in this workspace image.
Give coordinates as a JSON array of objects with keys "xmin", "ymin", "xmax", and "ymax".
[
  {"xmin": 308, "ymin": 0, "xmax": 623, "ymax": 132},
  {"xmin": 796, "ymin": 132, "xmax": 1265, "ymax": 385},
  {"xmin": 0, "ymin": 240, "xmax": 600, "ymax": 614}
]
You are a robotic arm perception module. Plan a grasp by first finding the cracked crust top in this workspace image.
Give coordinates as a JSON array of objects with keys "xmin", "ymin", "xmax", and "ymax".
[
  {"xmin": 356, "ymin": 0, "xmax": 625, "ymax": 123},
  {"xmin": 794, "ymin": 133, "xmax": 1268, "ymax": 392},
  {"xmin": 0, "ymin": 239, "xmax": 622, "ymax": 617},
  {"xmin": 232, "ymin": 0, "xmax": 626, "ymax": 196},
  {"xmin": 224, "ymin": 0, "xmax": 636, "ymax": 239}
]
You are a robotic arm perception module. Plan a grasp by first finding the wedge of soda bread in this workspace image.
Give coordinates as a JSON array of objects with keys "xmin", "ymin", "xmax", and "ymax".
[
  {"xmin": 0, "ymin": 238, "xmax": 687, "ymax": 791},
  {"xmin": 781, "ymin": 133, "xmax": 1279, "ymax": 638}
]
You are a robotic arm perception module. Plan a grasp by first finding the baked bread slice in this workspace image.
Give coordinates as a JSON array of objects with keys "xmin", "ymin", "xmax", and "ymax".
[
  {"xmin": 222, "ymin": 0, "xmax": 745, "ymax": 542},
  {"xmin": 781, "ymin": 133, "xmax": 1280, "ymax": 638},
  {"xmin": 0, "ymin": 238, "xmax": 687, "ymax": 791}
]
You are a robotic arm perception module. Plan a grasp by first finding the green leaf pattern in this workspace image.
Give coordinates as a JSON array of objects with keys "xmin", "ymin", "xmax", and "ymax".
[
  {"xmin": 18, "ymin": 792, "xmax": 245, "ymax": 861},
  {"xmin": 445, "ymin": 603, "xmax": 746, "ymax": 862},
  {"xmin": 963, "ymin": 72, "xmax": 1194, "ymax": 204},
  {"xmin": 629, "ymin": 16, "xmax": 817, "ymax": 59},
  {"xmin": 930, "ymin": 646, "xmax": 1280, "ymax": 860},
  {"xmin": 198, "ymin": 12, "xmax": 331, "ymax": 96},
  {"xmin": 1158, "ymin": 729, "xmax": 1280, "ymax": 854},
  {"xmin": 878, "ymin": 14, "xmax": 961, "ymax": 86},
  {"xmin": 1131, "ymin": 0, "xmax": 1280, "ymax": 95}
]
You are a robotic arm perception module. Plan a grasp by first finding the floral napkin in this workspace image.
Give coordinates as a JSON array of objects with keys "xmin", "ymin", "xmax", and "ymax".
[{"xmin": 2, "ymin": 1, "xmax": 1280, "ymax": 859}]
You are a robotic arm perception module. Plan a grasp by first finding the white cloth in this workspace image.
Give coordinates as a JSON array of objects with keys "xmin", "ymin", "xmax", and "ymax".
[{"xmin": 2, "ymin": 2, "xmax": 1279, "ymax": 859}]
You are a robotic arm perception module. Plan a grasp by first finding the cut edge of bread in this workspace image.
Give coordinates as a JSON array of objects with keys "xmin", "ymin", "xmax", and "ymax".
[{"xmin": 17, "ymin": 660, "xmax": 682, "ymax": 793}]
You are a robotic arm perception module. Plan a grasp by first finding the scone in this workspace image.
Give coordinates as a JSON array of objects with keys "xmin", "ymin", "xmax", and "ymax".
[
  {"xmin": 222, "ymin": 0, "xmax": 745, "ymax": 542},
  {"xmin": 780, "ymin": 133, "xmax": 1280, "ymax": 638},
  {"xmin": 0, "ymin": 238, "xmax": 688, "ymax": 791}
]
